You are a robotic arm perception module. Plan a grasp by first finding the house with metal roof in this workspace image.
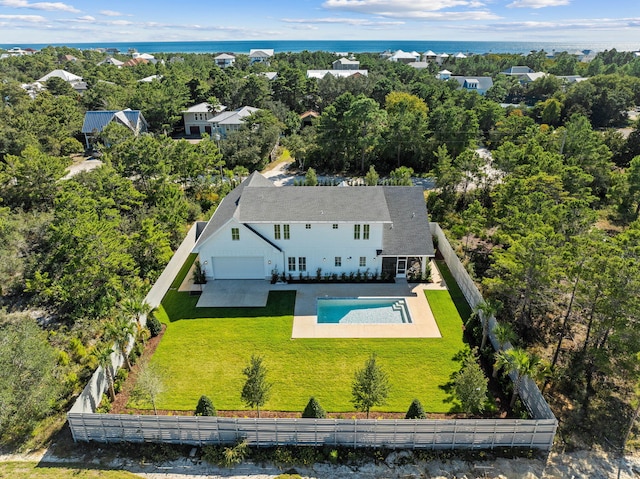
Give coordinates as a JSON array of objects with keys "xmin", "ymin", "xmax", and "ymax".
[
  {"xmin": 451, "ymin": 76, "xmax": 494, "ymax": 95},
  {"xmin": 388, "ymin": 50, "xmax": 420, "ymax": 63},
  {"xmin": 81, "ymin": 109, "xmax": 148, "ymax": 149},
  {"xmin": 332, "ymin": 57, "xmax": 360, "ymax": 70},
  {"xmin": 182, "ymin": 102, "xmax": 227, "ymax": 137},
  {"xmin": 192, "ymin": 172, "xmax": 434, "ymax": 281},
  {"xmin": 249, "ymin": 49, "xmax": 274, "ymax": 64},
  {"xmin": 306, "ymin": 69, "xmax": 368, "ymax": 79},
  {"xmin": 208, "ymin": 106, "xmax": 259, "ymax": 138},
  {"xmin": 215, "ymin": 53, "xmax": 236, "ymax": 68}
]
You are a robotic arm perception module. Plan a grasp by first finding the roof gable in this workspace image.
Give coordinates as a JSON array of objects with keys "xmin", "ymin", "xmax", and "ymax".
[{"xmin": 81, "ymin": 109, "xmax": 146, "ymax": 134}]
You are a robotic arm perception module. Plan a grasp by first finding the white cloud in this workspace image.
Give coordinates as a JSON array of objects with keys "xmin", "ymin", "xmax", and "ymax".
[
  {"xmin": 99, "ymin": 10, "xmax": 125, "ymax": 17},
  {"xmin": 0, "ymin": 0, "xmax": 79, "ymax": 12},
  {"xmin": 0, "ymin": 13, "xmax": 47, "ymax": 21},
  {"xmin": 485, "ymin": 17, "xmax": 640, "ymax": 31},
  {"xmin": 282, "ymin": 17, "xmax": 404, "ymax": 26},
  {"xmin": 320, "ymin": 0, "xmax": 498, "ymax": 21},
  {"xmin": 507, "ymin": 0, "xmax": 570, "ymax": 8},
  {"xmin": 323, "ymin": 0, "xmax": 483, "ymax": 13}
]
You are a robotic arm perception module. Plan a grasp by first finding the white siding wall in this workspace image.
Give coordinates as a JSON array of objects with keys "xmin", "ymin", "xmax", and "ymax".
[
  {"xmin": 183, "ymin": 112, "xmax": 213, "ymax": 135},
  {"xmin": 250, "ymin": 222, "xmax": 385, "ymax": 277},
  {"xmin": 197, "ymin": 220, "xmax": 282, "ymax": 280}
]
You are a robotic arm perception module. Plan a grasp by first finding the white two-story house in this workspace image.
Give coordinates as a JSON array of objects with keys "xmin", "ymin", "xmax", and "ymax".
[{"xmin": 192, "ymin": 172, "xmax": 435, "ymax": 281}]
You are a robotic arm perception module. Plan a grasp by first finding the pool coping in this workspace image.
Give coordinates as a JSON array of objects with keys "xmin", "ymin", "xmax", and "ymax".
[{"xmin": 282, "ymin": 281, "xmax": 444, "ymax": 339}]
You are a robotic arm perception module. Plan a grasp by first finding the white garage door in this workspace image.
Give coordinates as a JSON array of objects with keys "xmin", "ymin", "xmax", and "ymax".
[{"xmin": 212, "ymin": 256, "xmax": 264, "ymax": 279}]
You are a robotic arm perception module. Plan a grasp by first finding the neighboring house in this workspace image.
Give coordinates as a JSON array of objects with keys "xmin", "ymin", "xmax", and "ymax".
[
  {"xmin": 98, "ymin": 56, "xmax": 124, "ymax": 67},
  {"xmin": 501, "ymin": 66, "xmax": 535, "ymax": 77},
  {"xmin": 249, "ymin": 49, "xmax": 274, "ymax": 64},
  {"xmin": 451, "ymin": 76, "xmax": 493, "ymax": 95},
  {"xmin": 558, "ymin": 75, "xmax": 587, "ymax": 84},
  {"xmin": 260, "ymin": 71, "xmax": 278, "ymax": 81},
  {"xmin": 306, "ymin": 69, "xmax": 368, "ymax": 79},
  {"xmin": 182, "ymin": 102, "xmax": 227, "ymax": 137},
  {"xmin": 436, "ymin": 70, "xmax": 493, "ymax": 95},
  {"xmin": 422, "ymin": 50, "xmax": 437, "ymax": 62},
  {"xmin": 453, "ymin": 52, "xmax": 468, "ymax": 60},
  {"xmin": 81, "ymin": 109, "xmax": 148, "ymax": 149},
  {"xmin": 59, "ymin": 54, "xmax": 78, "ymax": 63},
  {"xmin": 333, "ymin": 57, "xmax": 360, "ymax": 70},
  {"xmin": 137, "ymin": 74, "xmax": 163, "ymax": 83},
  {"xmin": 132, "ymin": 52, "xmax": 158, "ymax": 64},
  {"xmin": 123, "ymin": 57, "xmax": 149, "ymax": 67},
  {"xmin": 208, "ymin": 106, "xmax": 259, "ymax": 138},
  {"xmin": 20, "ymin": 81, "xmax": 45, "ymax": 99},
  {"xmin": 215, "ymin": 53, "xmax": 236, "ymax": 68},
  {"xmin": 520, "ymin": 72, "xmax": 548, "ymax": 84},
  {"xmin": 388, "ymin": 50, "xmax": 420, "ymax": 63},
  {"xmin": 299, "ymin": 110, "xmax": 319, "ymax": 128},
  {"xmin": 37, "ymin": 69, "xmax": 82, "ymax": 83},
  {"xmin": 435, "ymin": 53, "xmax": 450, "ymax": 65},
  {"xmin": 192, "ymin": 172, "xmax": 435, "ymax": 281},
  {"xmin": 37, "ymin": 69, "xmax": 86, "ymax": 94}
]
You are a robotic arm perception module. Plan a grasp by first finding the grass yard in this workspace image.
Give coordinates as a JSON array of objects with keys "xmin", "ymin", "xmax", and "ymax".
[
  {"xmin": 0, "ymin": 463, "xmax": 141, "ymax": 479},
  {"xmin": 146, "ymin": 281, "xmax": 468, "ymax": 414}
]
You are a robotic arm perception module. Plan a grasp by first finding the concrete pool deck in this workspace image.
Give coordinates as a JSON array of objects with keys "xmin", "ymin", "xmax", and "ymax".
[
  {"xmin": 280, "ymin": 280, "xmax": 444, "ymax": 339},
  {"xmin": 191, "ymin": 260, "xmax": 447, "ymax": 338}
]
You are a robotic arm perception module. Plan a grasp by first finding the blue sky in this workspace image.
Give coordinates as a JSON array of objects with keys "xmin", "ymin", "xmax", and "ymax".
[{"xmin": 0, "ymin": 0, "xmax": 639, "ymax": 46}]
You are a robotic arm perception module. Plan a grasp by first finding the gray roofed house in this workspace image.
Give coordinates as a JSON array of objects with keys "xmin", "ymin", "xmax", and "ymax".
[
  {"xmin": 450, "ymin": 76, "xmax": 494, "ymax": 95},
  {"xmin": 215, "ymin": 53, "xmax": 236, "ymax": 68},
  {"xmin": 81, "ymin": 109, "xmax": 148, "ymax": 149},
  {"xmin": 208, "ymin": 106, "xmax": 259, "ymax": 138},
  {"xmin": 193, "ymin": 172, "xmax": 434, "ymax": 281}
]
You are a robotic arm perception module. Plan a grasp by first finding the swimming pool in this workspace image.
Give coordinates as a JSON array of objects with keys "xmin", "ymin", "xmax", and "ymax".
[{"xmin": 317, "ymin": 298, "xmax": 412, "ymax": 324}]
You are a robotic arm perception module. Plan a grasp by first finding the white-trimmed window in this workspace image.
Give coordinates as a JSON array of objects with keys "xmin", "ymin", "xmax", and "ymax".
[
  {"xmin": 363, "ymin": 224, "xmax": 370, "ymax": 240},
  {"xmin": 354, "ymin": 224, "xmax": 360, "ymax": 239},
  {"xmin": 274, "ymin": 224, "xmax": 281, "ymax": 239},
  {"xmin": 284, "ymin": 224, "xmax": 290, "ymax": 239},
  {"xmin": 231, "ymin": 228, "xmax": 240, "ymax": 240},
  {"xmin": 298, "ymin": 257, "xmax": 306, "ymax": 271},
  {"xmin": 335, "ymin": 257, "xmax": 342, "ymax": 267},
  {"xmin": 288, "ymin": 257, "xmax": 296, "ymax": 271},
  {"xmin": 359, "ymin": 256, "xmax": 366, "ymax": 267}
]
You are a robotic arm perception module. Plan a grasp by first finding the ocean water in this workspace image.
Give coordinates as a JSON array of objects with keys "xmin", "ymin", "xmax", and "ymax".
[{"xmin": 2, "ymin": 40, "xmax": 639, "ymax": 55}]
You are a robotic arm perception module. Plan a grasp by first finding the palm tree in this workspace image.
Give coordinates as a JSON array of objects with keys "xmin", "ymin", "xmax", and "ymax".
[
  {"xmin": 93, "ymin": 344, "xmax": 116, "ymax": 401},
  {"xmin": 121, "ymin": 295, "xmax": 152, "ymax": 344},
  {"xmin": 493, "ymin": 322, "xmax": 516, "ymax": 351},
  {"xmin": 474, "ymin": 299, "xmax": 499, "ymax": 350},
  {"xmin": 494, "ymin": 347, "xmax": 544, "ymax": 408},
  {"xmin": 105, "ymin": 315, "xmax": 136, "ymax": 371}
]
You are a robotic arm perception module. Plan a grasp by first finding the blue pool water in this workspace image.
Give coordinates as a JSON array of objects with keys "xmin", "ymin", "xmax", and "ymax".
[{"xmin": 317, "ymin": 298, "xmax": 412, "ymax": 324}]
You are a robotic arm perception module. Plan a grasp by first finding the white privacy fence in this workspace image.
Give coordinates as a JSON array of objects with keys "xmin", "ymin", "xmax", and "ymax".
[
  {"xmin": 67, "ymin": 222, "xmax": 557, "ymax": 450},
  {"xmin": 429, "ymin": 223, "xmax": 556, "ymax": 421},
  {"xmin": 67, "ymin": 414, "xmax": 557, "ymax": 450}
]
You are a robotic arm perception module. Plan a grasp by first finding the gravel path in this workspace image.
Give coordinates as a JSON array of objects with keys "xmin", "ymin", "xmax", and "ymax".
[{"xmin": 4, "ymin": 447, "xmax": 640, "ymax": 478}]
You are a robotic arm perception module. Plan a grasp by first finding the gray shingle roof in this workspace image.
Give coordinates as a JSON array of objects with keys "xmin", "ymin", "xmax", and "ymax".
[
  {"xmin": 238, "ymin": 186, "xmax": 391, "ymax": 223},
  {"xmin": 381, "ymin": 187, "xmax": 434, "ymax": 256},
  {"xmin": 194, "ymin": 172, "xmax": 434, "ymax": 257}
]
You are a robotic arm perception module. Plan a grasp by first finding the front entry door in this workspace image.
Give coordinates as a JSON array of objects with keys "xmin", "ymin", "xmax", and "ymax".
[{"xmin": 397, "ymin": 258, "xmax": 407, "ymax": 277}]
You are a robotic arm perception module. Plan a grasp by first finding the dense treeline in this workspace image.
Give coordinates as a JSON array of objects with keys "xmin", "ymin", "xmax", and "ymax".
[{"xmin": 2, "ymin": 44, "xmax": 640, "ymax": 447}]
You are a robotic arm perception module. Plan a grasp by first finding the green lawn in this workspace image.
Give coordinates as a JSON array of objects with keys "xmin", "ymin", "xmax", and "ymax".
[
  {"xmin": 147, "ymin": 266, "xmax": 469, "ymax": 414},
  {"xmin": 0, "ymin": 463, "xmax": 141, "ymax": 479}
]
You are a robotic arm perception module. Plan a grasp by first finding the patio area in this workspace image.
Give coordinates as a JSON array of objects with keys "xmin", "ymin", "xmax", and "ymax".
[{"xmin": 178, "ymin": 259, "xmax": 447, "ymax": 339}]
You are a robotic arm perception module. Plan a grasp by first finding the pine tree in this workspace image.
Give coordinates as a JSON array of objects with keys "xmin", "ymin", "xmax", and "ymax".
[
  {"xmin": 405, "ymin": 399, "xmax": 427, "ymax": 419},
  {"xmin": 195, "ymin": 395, "xmax": 217, "ymax": 416},
  {"xmin": 302, "ymin": 396, "xmax": 327, "ymax": 418}
]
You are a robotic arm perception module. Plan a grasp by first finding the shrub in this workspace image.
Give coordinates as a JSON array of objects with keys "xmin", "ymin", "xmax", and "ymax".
[
  {"xmin": 195, "ymin": 395, "xmax": 217, "ymax": 416},
  {"xmin": 405, "ymin": 398, "xmax": 427, "ymax": 419},
  {"xmin": 192, "ymin": 260, "xmax": 206, "ymax": 284},
  {"xmin": 203, "ymin": 440, "xmax": 248, "ymax": 468},
  {"xmin": 96, "ymin": 393, "xmax": 111, "ymax": 413},
  {"xmin": 69, "ymin": 337, "xmax": 87, "ymax": 362},
  {"xmin": 147, "ymin": 314, "xmax": 162, "ymax": 337},
  {"xmin": 60, "ymin": 137, "xmax": 84, "ymax": 156},
  {"xmin": 302, "ymin": 396, "xmax": 327, "ymax": 418}
]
